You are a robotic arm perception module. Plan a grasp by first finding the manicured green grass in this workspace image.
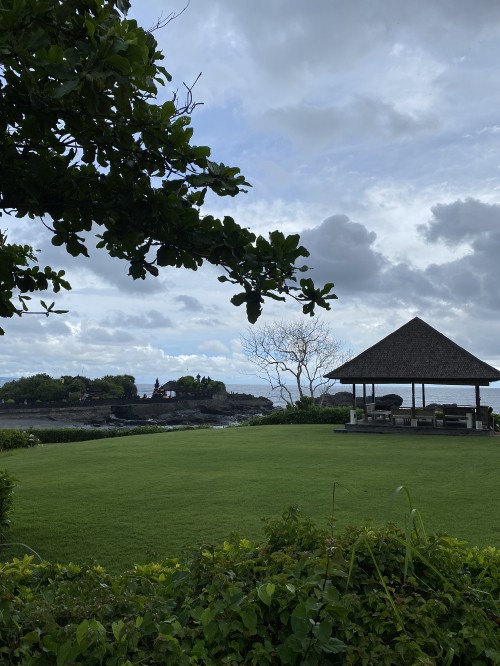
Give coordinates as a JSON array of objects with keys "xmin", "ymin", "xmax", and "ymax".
[{"xmin": 1, "ymin": 425, "xmax": 499, "ymax": 571}]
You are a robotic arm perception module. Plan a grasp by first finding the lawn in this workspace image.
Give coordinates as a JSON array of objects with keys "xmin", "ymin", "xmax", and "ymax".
[{"xmin": 1, "ymin": 425, "xmax": 499, "ymax": 571}]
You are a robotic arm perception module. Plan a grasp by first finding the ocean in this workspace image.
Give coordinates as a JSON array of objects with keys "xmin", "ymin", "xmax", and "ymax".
[
  {"xmin": 1, "ymin": 378, "xmax": 499, "ymax": 411},
  {"xmin": 137, "ymin": 383, "xmax": 500, "ymax": 412}
]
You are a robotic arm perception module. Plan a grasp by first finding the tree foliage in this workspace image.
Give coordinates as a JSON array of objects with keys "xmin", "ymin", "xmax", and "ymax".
[
  {"xmin": 176, "ymin": 375, "xmax": 226, "ymax": 395},
  {"xmin": 0, "ymin": 0, "xmax": 336, "ymax": 333},
  {"xmin": 241, "ymin": 319, "xmax": 349, "ymax": 407},
  {"xmin": 0, "ymin": 373, "xmax": 138, "ymax": 403}
]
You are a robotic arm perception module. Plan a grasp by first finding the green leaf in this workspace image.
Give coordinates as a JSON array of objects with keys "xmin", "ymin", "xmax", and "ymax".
[
  {"xmin": 239, "ymin": 608, "xmax": 257, "ymax": 635},
  {"xmin": 52, "ymin": 78, "xmax": 80, "ymax": 99},
  {"xmin": 257, "ymin": 582, "xmax": 275, "ymax": 606},
  {"xmin": 230, "ymin": 293, "xmax": 247, "ymax": 307},
  {"xmin": 290, "ymin": 603, "xmax": 311, "ymax": 638},
  {"xmin": 76, "ymin": 619, "xmax": 89, "ymax": 646},
  {"xmin": 117, "ymin": 0, "xmax": 131, "ymax": 15}
]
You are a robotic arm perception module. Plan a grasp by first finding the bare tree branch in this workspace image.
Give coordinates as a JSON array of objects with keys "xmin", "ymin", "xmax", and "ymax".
[
  {"xmin": 147, "ymin": 2, "xmax": 190, "ymax": 33},
  {"xmin": 241, "ymin": 318, "xmax": 350, "ymax": 407}
]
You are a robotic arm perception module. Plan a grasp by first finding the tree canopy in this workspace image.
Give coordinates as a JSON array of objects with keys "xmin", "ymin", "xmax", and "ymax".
[
  {"xmin": 0, "ymin": 373, "xmax": 138, "ymax": 403},
  {"xmin": 0, "ymin": 0, "xmax": 336, "ymax": 334}
]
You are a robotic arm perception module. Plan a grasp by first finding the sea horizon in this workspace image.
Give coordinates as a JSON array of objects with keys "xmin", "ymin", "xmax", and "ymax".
[
  {"xmin": 139, "ymin": 382, "xmax": 500, "ymax": 412},
  {"xmin": 1, "ymin": 377, "xmax": 499, "ymax": 412}
]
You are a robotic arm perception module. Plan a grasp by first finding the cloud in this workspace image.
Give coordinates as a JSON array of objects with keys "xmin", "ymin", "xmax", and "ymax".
[
  {"xmin": 175, "ymin": 295, "xmax": 204, "ymax": 312},
  {"xmin": 299, "ymin": 215, "xmax": 388, "ymax": 295},
  {"xmin": 301, "ymin": 205, "xmax": 500, "ymax": 321},
  {"xmin": 102, "ymin": 310, "xmax": 174, "ymax": 329},
  {"xmin": 78, "ymin": 327, "xmax": 137, "ymax": 345},
  {"xmin": 419, "ymin": 198, "xmax": 500, "ymax": 244},
  {"xmin": 261, "ymin": 97, "xmax": 436, "ymax": 151},
  {"xmin": 198, "ymin": 339, "xmax": 229, "ymax": 354}
]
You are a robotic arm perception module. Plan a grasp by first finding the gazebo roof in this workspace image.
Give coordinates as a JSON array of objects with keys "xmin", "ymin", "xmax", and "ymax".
[{"xmin": 325, "ymin": 317, "xmax": 500, "ymax": 386}]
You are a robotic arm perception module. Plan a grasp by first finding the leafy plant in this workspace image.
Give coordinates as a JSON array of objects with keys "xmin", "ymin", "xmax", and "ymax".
[
  {"xmin": 249, "ymin": 406, "xmax": 362, "ymax": 425},
  {"xmin": 0, "ymin": 508, "xmax": 499, "ymax": 663},
  {"xmin": 0, "ymin": 429, "xmax": 38, "ymax": 451}
]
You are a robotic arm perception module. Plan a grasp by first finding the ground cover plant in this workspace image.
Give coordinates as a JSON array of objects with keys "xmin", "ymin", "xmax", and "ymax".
[
  {"xmin": 1, "ymin": 508, "xmax": 499, "ymax": 664},
  {"xmin": 1, "ymin": 425, "xmax": 499, "ymax": 572}
]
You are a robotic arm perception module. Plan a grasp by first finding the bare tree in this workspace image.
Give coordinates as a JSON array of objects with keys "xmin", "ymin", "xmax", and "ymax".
[{"xmin": 241, "ymin": 319, "xmax": 350, "ymax": 407}]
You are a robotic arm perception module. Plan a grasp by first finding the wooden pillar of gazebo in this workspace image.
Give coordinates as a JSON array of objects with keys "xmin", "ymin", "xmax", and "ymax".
[
  {"xmin": 352, "ymin": 384, "xmax": 356, "ymax": 409},
  {"xmin": 475, "ymin": 385, "xmax": 481, "ymax": 428},
  {"xmin": 371, "ymin": 383, "xmax": 375, "ymax": 401},
  {"xmin": 421, "ymin": 384, "xmax": 426, "ymax": 408},
  {"xmin": 411, "ymin": 382, "xmax": 416, "ymax": 419}
]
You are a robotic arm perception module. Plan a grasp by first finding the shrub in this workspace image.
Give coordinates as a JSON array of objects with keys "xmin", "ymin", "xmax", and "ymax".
[
  {"xmin": 25, "ymin": 424, "xmax": 210, "ymax": 444},
  {"xmin": 28, "ymin": 425, "xmax": 167, "ymax": 444},
  {"xmin": 0, "ymin": 469, "xmax": 15, "ymax": 537},
  {"xmin": 0, "ymin": 510, "xmax": 498, "ymax": 663},
  {"xmin": 0, "ymin": 429, "xmax": 38, "ymax": 451},
  {"xmin": 249, "ymin": 406, "xmax": 362, "ymax": 425}
]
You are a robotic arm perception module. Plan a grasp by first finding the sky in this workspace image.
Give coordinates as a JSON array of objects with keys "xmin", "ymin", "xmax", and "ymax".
[{"xmin": 3, "ymin": 0, "xmax": 500, "ymax": 386}]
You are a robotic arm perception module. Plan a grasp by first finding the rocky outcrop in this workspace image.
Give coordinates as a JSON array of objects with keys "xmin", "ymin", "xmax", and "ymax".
[
  {"xmin": 316, "ymin": 392, "xmax": 403, "ymax": 408},
  {"xmin": 0, "ymin": 393, "xmax": 274, "ymax": 428},
  {"xmin": 110, "ymin": 394, "xmax": 274, "ymax": 427}
]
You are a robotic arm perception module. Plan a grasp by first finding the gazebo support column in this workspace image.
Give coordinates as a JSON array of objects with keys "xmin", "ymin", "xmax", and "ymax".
[
  {"xmin": 371, "ymin": 383, "xmax": 375, "ymax": 401},
  {"xmin": 475, "ymin": 385, "xmax": 482, "ymax": 429},
  {"xmin": 421, "ymin": 384, "xmax": 426, "ymax": 408},
  {"xmin": 362, "ymin": 384, "xmax": 367, "ymax": 405},
  {"xmin": 350, "ymin": 384, "xmax": 357, "ymax": 424},
  {"xmin": 411, "ymin": 382, "xmax": 416, "ymax": 425}
]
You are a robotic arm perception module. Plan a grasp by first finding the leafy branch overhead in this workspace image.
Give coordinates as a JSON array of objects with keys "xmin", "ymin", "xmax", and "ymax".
[{"xmin": 0, "ymin": 0, "xmax": 337, "ymax": 331}]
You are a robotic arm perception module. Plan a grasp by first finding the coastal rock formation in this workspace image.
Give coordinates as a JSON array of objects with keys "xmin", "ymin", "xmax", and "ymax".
[
  {"xmin": 0, "ymin": 392, "xmax": 274, "ymax": 429},
  {"xmin": 316, "ymin": 392, "xmax": 403, "ymax": 408}
]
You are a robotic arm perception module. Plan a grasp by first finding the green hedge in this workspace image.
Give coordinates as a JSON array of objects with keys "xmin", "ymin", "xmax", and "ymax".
[
  {"xmin": 0, "ymin": 425, "xmax": 213, "ymax": 448},
  {"xmin": 28, "ymin": 425, "xmax": 168, "ymax": 444},
  {"xmin": 249, "ymin": 406, "xmax": 363, "ymax": 425},
  {"xmin": 0, "ymin": 508, "xmax": 499, "ymax": 664}
]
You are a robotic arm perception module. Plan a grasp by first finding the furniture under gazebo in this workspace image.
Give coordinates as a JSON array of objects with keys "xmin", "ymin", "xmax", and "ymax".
[{"xmin": 324, "ymin": 317, "xmax": 500, "ymax": 435}]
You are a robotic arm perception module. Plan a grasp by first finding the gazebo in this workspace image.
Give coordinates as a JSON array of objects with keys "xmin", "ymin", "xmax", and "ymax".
[{"xmin": 324, "ymin": 317, "xmax": 500, "ymax": 432}]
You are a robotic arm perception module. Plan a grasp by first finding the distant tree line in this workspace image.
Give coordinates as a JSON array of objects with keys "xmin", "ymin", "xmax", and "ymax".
[{"xmin": 0, "ymin": 374, "xmax": 137, "ymax": 404}]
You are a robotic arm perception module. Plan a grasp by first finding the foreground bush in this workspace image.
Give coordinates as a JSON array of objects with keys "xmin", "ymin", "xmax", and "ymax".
[
  {"xmin": 249, "ymin": 406, "xmax": 362, "ymax": 425},
  {"xmin": 1, "ymin": 507, "xmax": 499, "ymax": 664}
]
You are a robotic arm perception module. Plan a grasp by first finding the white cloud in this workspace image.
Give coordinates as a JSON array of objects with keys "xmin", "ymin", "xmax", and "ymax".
[{"xmin": 198, "ymin": 339, "xmax": 229, "ymax": 354}]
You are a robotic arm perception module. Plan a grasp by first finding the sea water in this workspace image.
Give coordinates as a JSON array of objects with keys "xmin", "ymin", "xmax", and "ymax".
[{"xmin": 137, "ymin": 383, "xmax": 500, "ymax": 412}]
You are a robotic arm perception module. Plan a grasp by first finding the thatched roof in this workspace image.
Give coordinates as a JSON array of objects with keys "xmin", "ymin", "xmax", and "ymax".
[{"xmin": 325, "ymin": 317, "xmax": 500, "ymax": 386}]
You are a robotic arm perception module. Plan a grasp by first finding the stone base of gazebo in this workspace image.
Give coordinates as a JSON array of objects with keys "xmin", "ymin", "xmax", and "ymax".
[{"xmin": 337, "ymin": 422, "xmax": 494, "ymax": 436}]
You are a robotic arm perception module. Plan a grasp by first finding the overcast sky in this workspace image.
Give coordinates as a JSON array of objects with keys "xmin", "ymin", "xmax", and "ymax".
[{"xmin": 3, "ymin": 0, "xmax": 500, "ymax": 386}]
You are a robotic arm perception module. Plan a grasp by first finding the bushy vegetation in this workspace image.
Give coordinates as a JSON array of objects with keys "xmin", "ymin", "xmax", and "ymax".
[
  {"xmin": 0, "ymin": 468, "xmax": 15, "ymax": 537},
  {"xmin": 0, "ymin": 429, "xmax": 39, "ymax": 452},
  {"xmin": 0, "ymin": 425, "xmax": 209, "ymax": 447},
  {"xmin": 176, "ymin": 375, "xmax": 226, "ymax": 395},
  {"xmin": 249, "ymin": 405, "xmax": 362, "ymax": 425},
  {"xmin": 0, "ymin": 424, "xmax": 218, "ymax": 448},
  {"xmin": 0, "ymin": 506, "xmax": 498, "ymax": 664},
  {"xmin": 0, "ymin": 374, "xmax": 138, "ymax": 404}
]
